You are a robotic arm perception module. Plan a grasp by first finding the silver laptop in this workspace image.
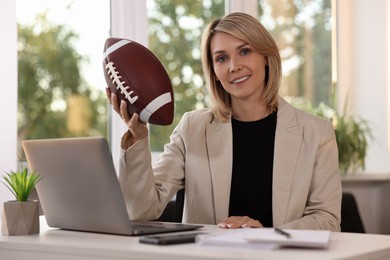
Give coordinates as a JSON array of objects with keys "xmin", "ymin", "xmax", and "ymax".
[{"xmin": 22, "ymin": 137, "xmax": 202, "ymax": 236}]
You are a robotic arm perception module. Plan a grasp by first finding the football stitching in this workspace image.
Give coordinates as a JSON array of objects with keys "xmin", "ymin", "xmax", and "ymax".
[
  {"xmin": 103, "ymin": 39, "xmax": 173, "ymax": 124},
  {"xmin": 105, "ymin": 61, "xmax": 139, "ymax": 104}
]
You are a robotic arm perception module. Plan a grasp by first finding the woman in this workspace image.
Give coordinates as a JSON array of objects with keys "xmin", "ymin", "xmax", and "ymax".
[{"xmin": 107, "ymin": 12, "xmax": 342, "ymax": 231}]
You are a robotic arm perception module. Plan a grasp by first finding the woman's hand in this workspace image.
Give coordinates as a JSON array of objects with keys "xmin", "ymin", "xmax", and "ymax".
[
  {"xmin": 106, "ymin": 88, "xmax": 148, "ymax": 145},
  {"xmin": 218, "ymin": 216, "xmax": 263, "ymax": 229}
]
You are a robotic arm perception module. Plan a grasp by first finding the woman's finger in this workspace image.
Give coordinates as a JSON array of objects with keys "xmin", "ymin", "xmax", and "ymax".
[
  {"xmin": 218, "ymin": 216, "xmax": 263, "ymax": 229},
  {"xmin": 105, "ymin": 87, "xmax": 112, "ymax": 104},
  {"xmin": 120, "ymin": 100, "xmax": 131, "ymax": 122}
]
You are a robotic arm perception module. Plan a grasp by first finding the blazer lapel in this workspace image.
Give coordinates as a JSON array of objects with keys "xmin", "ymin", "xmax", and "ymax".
[
  {"xmin": 206, "ymin": 119, "xmax": 233, "ymax": 223},
  {"xmin": 272, "ymin": 97, "xmax": 303, "ymax": 227}
]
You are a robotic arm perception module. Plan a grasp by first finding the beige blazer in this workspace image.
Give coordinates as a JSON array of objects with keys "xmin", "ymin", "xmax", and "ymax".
[{"xmin": 119, "ymin": 97, "xmax": 342, "ymax": 231}]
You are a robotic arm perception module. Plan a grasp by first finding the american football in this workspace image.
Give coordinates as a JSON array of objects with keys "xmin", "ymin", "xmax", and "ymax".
[{"xmin": 102, "ymin": 38, "xmax": 174, "ymax": 125}]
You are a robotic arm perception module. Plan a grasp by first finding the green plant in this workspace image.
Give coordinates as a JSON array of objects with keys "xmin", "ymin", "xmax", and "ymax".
[
  {"xmin": 287, "ymin": 96, "xmax": 372, "ymax": 174},
  {"xmin": 333, "ymin": 103, "xmax": 372, "ymax": 174},
  {"xmin": 1, "ymin": 167, "xmax": 42, "ymax": 202}
]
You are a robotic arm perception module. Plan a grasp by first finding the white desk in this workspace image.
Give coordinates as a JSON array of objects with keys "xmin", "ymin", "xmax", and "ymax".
[{"xmin": 1, "ymin": 217, "xmax": 390, "ymax": 260}]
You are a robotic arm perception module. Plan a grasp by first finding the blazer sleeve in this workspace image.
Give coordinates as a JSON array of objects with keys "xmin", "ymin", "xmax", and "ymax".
[
  {"xmin": 118, "ymin": 135, "xmax": 158, "ymax": 220},
  {"xmin": 118, "ymin": 114, "xmax": 189, "ymax": 220}
]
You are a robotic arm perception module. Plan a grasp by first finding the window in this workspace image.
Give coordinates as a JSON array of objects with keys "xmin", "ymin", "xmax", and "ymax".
[
  {"xmin": 258, "ymin": 0, "xmax": 332, "ymax": 106},
  {"xmin": 16, "ymin": 0, "xmax": 110, "ymax": 157},
  {"xmin": 15, "ymin": 0, "xmax": 331, "ymax": 155}
]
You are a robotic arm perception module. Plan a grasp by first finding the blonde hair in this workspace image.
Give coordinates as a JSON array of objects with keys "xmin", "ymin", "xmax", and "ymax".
[{"xmin": 201, "ymin": 12, "xmax": 282, "ymax": 122}]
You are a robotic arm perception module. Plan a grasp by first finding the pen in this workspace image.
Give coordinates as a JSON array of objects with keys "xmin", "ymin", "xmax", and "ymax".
[{"xmin": 274, "ymin": 228, "xmax": 291, "ymax": 238}]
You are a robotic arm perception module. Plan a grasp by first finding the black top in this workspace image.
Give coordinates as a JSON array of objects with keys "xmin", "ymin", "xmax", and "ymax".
[{"xmin": 229, "ymin": 111, "xmax": 277, "ymax": 227}]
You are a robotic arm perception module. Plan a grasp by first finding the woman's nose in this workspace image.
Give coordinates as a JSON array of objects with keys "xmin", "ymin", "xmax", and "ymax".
[{"xmin": 229, "ymin": 57, "xmax": 242, "ymax": 72}]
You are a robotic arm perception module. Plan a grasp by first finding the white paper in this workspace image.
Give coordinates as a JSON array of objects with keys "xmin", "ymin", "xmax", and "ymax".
[{"xmin": 197, "ymin": 228, "xmax": 331, "ymax": 249}]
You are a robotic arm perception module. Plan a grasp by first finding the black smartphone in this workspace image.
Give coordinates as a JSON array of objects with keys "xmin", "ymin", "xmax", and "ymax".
[{"xmin": 139, "ymin": 232, "xmax": 207, "ymax": 245}]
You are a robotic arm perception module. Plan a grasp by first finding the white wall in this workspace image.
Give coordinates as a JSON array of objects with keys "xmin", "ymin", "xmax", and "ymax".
[
  {"xmin": 0, "ymin": 0, "xmax": 18, "ymax": 206},
  {"xmin": 353, "ymin": 0, "xmax": 390, "ymax": 173},
  {"xmin": 338, "ymin": 0, "xmax": 390, "ymax": 234},
  {"xmin": 337, "ymin": 0, "xmax": 390, "ymax": 173}
]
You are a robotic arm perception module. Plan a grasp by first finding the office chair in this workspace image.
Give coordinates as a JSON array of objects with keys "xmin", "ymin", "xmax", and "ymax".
[
  {"xmin": 341, "ymin": 192, "xmax": 366, "ymax": 233},
  {"xmin": 156, "ymin": 188, "xmax": 184, "ymax": 222}
]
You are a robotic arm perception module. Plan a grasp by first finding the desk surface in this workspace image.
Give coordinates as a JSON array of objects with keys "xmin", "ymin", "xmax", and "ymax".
[{"xmin": 1, "ymin": 217, "xmax": 390, "ymax": 260}]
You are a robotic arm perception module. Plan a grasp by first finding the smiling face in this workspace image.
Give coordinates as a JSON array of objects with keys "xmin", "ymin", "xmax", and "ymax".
[{"xmin": 210, "ymin": 32, "xmax": 268, "ymax": 105}]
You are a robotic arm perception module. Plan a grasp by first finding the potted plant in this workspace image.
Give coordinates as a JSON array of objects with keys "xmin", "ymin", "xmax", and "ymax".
[
  {"xmin": 1, "ymin": 166, "xmax": 42, "ymax": 235},
  {"xmin": 333, "ymin": 105, "xmax": 371, "ymax": 174}
]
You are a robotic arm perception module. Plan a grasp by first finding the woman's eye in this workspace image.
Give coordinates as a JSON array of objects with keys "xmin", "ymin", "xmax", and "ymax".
[
  {"xmin": 240, "ymin": 48, "xmax": 251, "ymax": 56},
  {"xmin": 215, "ymin": 55, "xmax": 227, "ymax": 63}
]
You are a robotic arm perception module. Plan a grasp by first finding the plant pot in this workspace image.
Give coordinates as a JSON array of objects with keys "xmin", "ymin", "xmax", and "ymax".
[{"xmin": 1, "ymin": 200, "xmax": 40, "ymax": 235}]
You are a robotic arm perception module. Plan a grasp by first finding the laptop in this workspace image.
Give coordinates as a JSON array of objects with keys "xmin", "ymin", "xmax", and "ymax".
[{"xmin": 22, "ymin": 137, "xmax": 202, "ymax": 236}]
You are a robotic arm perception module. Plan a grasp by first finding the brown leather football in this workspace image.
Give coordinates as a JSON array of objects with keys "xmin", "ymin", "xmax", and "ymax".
[{"xmin": 103, "ymin": 38, "xmax": 174, "ymax": 125}]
